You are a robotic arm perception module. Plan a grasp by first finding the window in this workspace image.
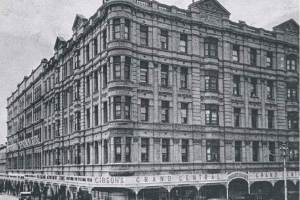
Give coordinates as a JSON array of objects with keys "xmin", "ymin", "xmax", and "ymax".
[
  {"xmin": 161, "ymin": 64, "xmax": 169, "ymax": 87},
  {"xmin": 206, "ymin": 140, "xmax": 220, "ymax": 162},
  {"xmin": 68, "ymin": 87, "xmax": 73, "ymax": 106},
  {"xmin": 86, "ymin": 75, "xmax": 90, "ymax": 97},
  {"xmin": 234, "ymin": 108, "xmax": 241, "ymax": 128},
  {"xmin": 94, "ymin": 71, "xmax": 98, "ymax": 93},
  {"xmin": 103, "ymin": 101, "xmax": 108, "ymax": 123},
  {"xmin": 160, "ymin": 29, "xmax": 168, "ymax": 50},
  {"xmin": 141, "ymin": 99, "xmax": 149, "ymax": 122},
  {"xmin": 125, "ymin": 137, "xmax": 131, "ymax": 162},
  {"xmin": 204, "ymin": 37, "xmax": 218, "ymax": 58},
  {"xmin": 86, "ymin": 143, "xmax": 90, "ymax": 164},
  {"xmin": 205, "ymin": 104, "xmax": 219, "ymax": 125},
  {"xmin": 250, "ymin": 78, "xmax": 258, "ymax": 97},
  {"xmin": 232, "ymin": 44, "xmax": 239, "ymax": 62},
  {"xmin": 103, "ymin": 29, "xmax": 107, "ymax": 50},
  {"xmin": 180, "ymin": 67, "xmax": 188, "ymax": 89},
  {"xmin": 181, "ymin": 103, "xmax": 188, "ymax": 124},
  {"xmin": 140, "ymin": 25, "xmax": 148, "ymax": 46},
  {"xmin": 69, "ymin": 59, "xmax": 74, "ymax": 75},
  {"xmin": 93, "ymin": 38, "xmax": 98, "ymax": 55},
  {"xmin": 140, "ymin": 61, "xmax": 149, "ymax": 84},
  {"xmin": 181, "ymin": 139, "xmax": 189, "ymax": 162},
  {"xmin": 250, "ymin": 48, "xmax": 257, "ymax": 66},
  {"xmin": 125, "ymin": 96, "xmax": 131, "ymax": 120},
  {"xmin": 266, "ymin": 51, "xmax": 272, "ymax": 68},
  {"xmin": 75, "ymin": 111, "xmax": 81, "ymax": 131},
  {"xmin": 114, "ymin": 96, "xmax": 121, "ymax": 120},
  {"xmin": 124, "ymin": 19, "xmax": 130, "ymax": 40},
  {"xmin": 104, "ymin": 139, "xmax": 108, "ymax": 164},
  {"xmin": 269, "ymin": 142, "xmax": 275, "ymax": 162},
  {"xmin": 86, "ymin": 108, "xmax": 91, "ymax": 128},
  {"xmin": 161, "ymin": 101, "xmax": 170, "ymax": 123},
  {"xmin": 62, "ymin": 91, "xmax": 68, "ymax": 109},
  {"xmin": 69, "ymin": 115, "xmax": 74, "ymax": 134},
  {"xmin": 252, "ymin": 141, "xmax": 259, "ymax": 161},
  {"xmin": 85, "ymin": 43, "xmax": 90, "ymax": 62},
  {"xmin": 103, "ymin": 64, "xmax": 107, "ymax": 88},
  {"xmin": 162, "ymin": 139, "xmax": 170, "ymax": 162},
  {"xmin": 288, "ymin": 143, "xmax": 299, "ymax": 161},
  {"xmin": 286, "ymin": 55, "xmax": 297, "ymax": 71},
  {"xmin": 113, "ymin": 18, "xmax": 121, "ymax": 39},
  {"xmin": 63, "ymin": 64, "xmax": 68, "ymax": 79},
  {"xmin": 287, "ymin": 112, "xmax": 298, "ymax": 130},
  {"xmin": 75, "ymin": 50, "xmax": 81, "ymax": 68},
  {"xmin": 235, "ymin": 141, "xmax": 242, "ymax": 162},
  {"xmin": 179, "ymin": 34, "xmax": 187, "ymax": 53},
  {"xmin": 113, "ymin": 56, "xmax": 121, "ymax": 80},
  {"xmin": 94, "ymin": 105, "xmax": 99, "ymax": 126},
  {"xmin": 266, "ymin": 80, "xmax": 274, "ymax": 99},
  {"xmin": 55, "ymin": 93, "xmax": 60, "ymax": 111},
  {"xmin": 233, "ymin": 75, "xmax": 240, "ymax": 96},
  {"xmin": 34, "ymin": 106, "xmax": 41, "ymax": 122},
  {"xmin": 75, "ymin": 80, "xmax": 80, "ymax": 100},
  {"xmin": 251, "ymin": 109, "xmax": 258, "ymax": 128},
  {"xmin": 205, "ymin": 71, "xmax": 218, "ymax": 92},
  {"xmin": 267, "ymin": 110, "xmax": 274, "ymax": 129},
  {"xmin": 55, "ymin": 120, "xmax": 60, "ymax": 137},
  {"xmin": 114, "ymin": 137, "xmax": 122, "ymax": 163},
  {"xmin": 125, "ymin": 57, "xmax": 131, "ymax": 81},
  {"xmin": 141, "ymin": 138, "xmax": 149, "ymax": 162},
  {"xmin": 287, "ymin": 83, "xmax": 298, "ymax": 101},
  {"xmin": 34, "ymin": 85, "xmax": 42, "ymax": 101},
  {"xmin": 95, "ymin": 142, "xmax": 99, "ymax": 164}
]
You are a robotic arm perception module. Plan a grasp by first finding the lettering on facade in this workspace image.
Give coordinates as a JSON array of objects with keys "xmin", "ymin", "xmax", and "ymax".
[{"xmin": 18, "ymin": 136, "xmax": 40, "ymax": 149}]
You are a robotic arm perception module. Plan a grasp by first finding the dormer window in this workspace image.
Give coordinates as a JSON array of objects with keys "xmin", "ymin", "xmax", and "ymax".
[{"xmin": 286, "ymin": 55, "xmax": 297, "ymax": 71}]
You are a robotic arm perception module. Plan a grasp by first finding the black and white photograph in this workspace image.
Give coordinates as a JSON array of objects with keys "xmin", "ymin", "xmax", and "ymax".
[{"xmin": 0, "ymin": 0, "xmax": 299, "ymax": 199}]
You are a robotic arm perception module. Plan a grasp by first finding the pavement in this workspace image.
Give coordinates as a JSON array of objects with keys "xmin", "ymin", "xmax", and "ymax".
[{"xmin": 0, "ymin": 194, "xmax": 18, "ymax": 200}]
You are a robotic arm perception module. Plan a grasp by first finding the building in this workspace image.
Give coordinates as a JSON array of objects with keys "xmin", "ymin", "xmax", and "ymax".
[
  {"xmin": 3, "ymin": 0, "xmax": 299, "ymax": 199},
  {"xmin": 0, "ymin": 144, "xmax": 7, "ymax": 173}
]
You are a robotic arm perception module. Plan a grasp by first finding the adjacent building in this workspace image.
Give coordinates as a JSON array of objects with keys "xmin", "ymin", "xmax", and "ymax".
[
  {"xmin": 4, "ymin": 0, "xmax": 299, "ymax": 199},
  {"xmin": 0, "ymin": 144, "xmax": 7, "ymax": 173}
]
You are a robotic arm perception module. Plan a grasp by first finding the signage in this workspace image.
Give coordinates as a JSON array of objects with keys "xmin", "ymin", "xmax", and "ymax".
[{"xmin": 18, "ymin": 136, "xmax": 40, "ymax": 149}]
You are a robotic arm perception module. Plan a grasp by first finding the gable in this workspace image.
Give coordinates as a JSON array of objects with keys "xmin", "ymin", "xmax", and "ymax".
[
  {"xmin": 190, "ymin": 0, "xmax": 230, "ymax": 18},
  {"xmin": 72, "ymin": 14, "xmax": 88, "ymax": 32},
  {"xmin": 54, "ymin": 36, "xmax": 66, "ymax": 51},
  {"xmin": 273, "ymin": 19, "xmax": 299, "ymax": 34}
]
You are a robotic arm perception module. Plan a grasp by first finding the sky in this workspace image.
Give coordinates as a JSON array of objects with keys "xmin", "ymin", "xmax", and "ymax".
[{"xmin": 0, "ymin": 0, "xmax": 298, "ymax": 145}]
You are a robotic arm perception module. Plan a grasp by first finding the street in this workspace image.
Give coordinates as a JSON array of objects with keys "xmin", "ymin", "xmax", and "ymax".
[{"xmin": 0, "ymin": 194, "xmax": 18, "ymax": 200}]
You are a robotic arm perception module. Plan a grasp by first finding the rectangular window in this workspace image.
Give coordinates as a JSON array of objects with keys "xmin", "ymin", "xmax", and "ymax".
[
  {"xmin": 233, "ymin": 75, "xmax": 240, "ymax": 96},
  {"xmin": 55, "ymin": 93, "xmax": 60, "ymax": 111},
  {"xmin": 161, "ymin": 101, "xmax": 169, "ymax": 123},
  {"xmin": 34, "ymin": 85, "xmax": 42, "ymax": 101},
  {"xmin": 103, "ymin": 29, "xmax": 107, "ymax": 50},
  {"xmin": 75, "ymin": 50, "xmax": 80, "ymax": 68},
  {"xmin": 69, "ymin": 59, "xmax": 74, "ymax": 75},
  {"xmin": 140, "ymin": 61, "xmax": 149, "ymax": 84},
  {"xmin": 287, "ymin": 83, "xmax": 298, "ymax": 101},
  {"xmin": 125, "ymin": 137, "xmax": 131, "ymax": 162},
  {"xmin": 141, "ymin": 138, "xmax": 149, "ymax": 162},
  {"xmin": 86, "ymin": 44, "xmax": 90, "ymax": 62},
  {"xmin": 62, "ymin": 91, "xmax": 68, "ymax": 109},
  {"xmin": 68, "ymin": 87, "xmax": 73, "ymax": 106},
  {"xmin": 250, "ymin": 78, "xmax": 257, "ymax": 97},
  {"xmin": 181, "ymin": 139, "xmax": 189, "ymax": 162},
  {"xmin": 63, "ymin": 118, "xmax": 68, "ymax": 135},
  {"xmin": 269, "ymin": 142, "xmax": 275, "ymax": 162},
  {"xmin": 94, "ymin": 71, "xmax": 99, "ymax": 93},
  {"xmin": 69, "ymin": 115, "xmax": 74, "ymax": 134},
  {"xmin": 235, "ymin": 141, "xmax": 242, "ymax": 162},
  {"xmin": 205, "ymin": 104, "xmax": 219, "ymax": 125},
  {"xmin": 114, "ymin": 96, "xmax": 121, "ymax": 120},
  {"xmin": 288, "ymin": 143, "xmax": 299, "ymax": 161},
  {"xmin": 179, "ymin": 34, "xmax": 187, "ymax": 53},
  {"xmin": 205, "ymin": 38, "xmax": 218, "ymax": 58},
  {"xmin": 75, "ymin": 111, "xmax": 81, "ymax": 131},
  {"xmin": 103, "ymin": 101, "xmax": 108, "ymax": 123},
  {"xmin": 55, "ymin": 120, "xmax": 60, "ymax": 137},
  {"xmin": 86, "ymin": 143, "xmax": 90, "ymax": 164},
  {"xmin": 161, "ymin": 64, "xmax": 169, "ymax": 87},
  {"xmin": 287, "ymin": 56, "xmax": 297, "ymax": 71},
  {"xmin": 124, "ymin": 57, "xmax": 131, "ymax": 81},
  {"xmin": 266, "ymin": 80, "xmax": 274, "ymax": 99},
  {"xmin": 266, "ymin": 51, "xmax": 272, "ymax": 68},
  {"xmin": 140, "ymin": 25, "xmax": 148, "ymax": 46},
  {"xmin": 113, "ymin": 18, "xmax": 121, "ymax": 39},
  {"xmin": 180, "ymin": 67, "xmax": 188, "ymax": 89},
  {"xmin": 75, "ymin": 80, "xmax": 80, "ymax": 100},
  {"xmin": 63, "ymin": 64, "xmax": 68, "ymax": 79},
  {"xmin": 103, "ymin": 64, "xmax": 107, "ymax": 88},
  {"xmin": 93, "ymin": 38, "xmax": 98, "ymax": 55},
  {"xmin": 250, "ymin": 48, "xmax": 257, "ymax": 66},
  {"xmin": 125, "ymin": 96, "xmax": 131, "ymax": 120},
  {"xmin": 86, "ymin": 75, "xmax": 90, "ymax": 97},
  {"xmin": 104, "ymin": 139, "xmax": 108, "ymax": 164},
  {"xmin": 162, "ymin": 139, "xmax": 170, "ymax": 162},
  {"xmin": 95, "ymin": 142, "xmax": 99, "ymax": 164},
  {"xmin": 181, "ymin": 103, "xmax": 188, "ymax": 124},
  {"xmin": 232, "ymin": 44, "xmax": 239, "ymax": 62},
  {"xmin": 206, "ymin": 140, "xmax": 220, "ymax": 162},
  {"xmin": 251, "ymin": 109, "xmax": 258, "ymax": 128},
  {"xmin": 94, "ymin": 105, "xmax": 99, "ymax": 126},
  {"xmin": 141, "ymin": 98, "xmax": 149, "ymax": 122},
  {"xmin": 252, "ymin": 141, "xmax": 259, "ymax": 161},
  {"xmin": 114, "ymin": 137, "xmax": 122, "ymax": 163},
  {"xmin": 287, "ymin": 112, "xmax": 299, "ymax": 130},
  {"xmin": 124, "ymin": 19, "xmax": 130, "ymax": 40},
  {"xmin": 267, "ymin": 110, "xmax": 274, "ymax": 129},
  {"xmin": 160, "ymin": 29, "xmax": 168, "ymax": 50},
  {"xmin": 113, "ymin": 56, "xmax": 121, "ymax": 80},
  {"xmin": 234, "ymin": 108, "xmax": 241, "ymax": 128},
  {"xmin": 205, "ymin": 71, "xmax": 218, "ymax": 92}
]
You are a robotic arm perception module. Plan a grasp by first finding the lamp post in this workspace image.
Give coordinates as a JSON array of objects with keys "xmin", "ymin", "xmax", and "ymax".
[{"xmin": 279, "ymin": 143, "xmax": 289, "ymax": 200}]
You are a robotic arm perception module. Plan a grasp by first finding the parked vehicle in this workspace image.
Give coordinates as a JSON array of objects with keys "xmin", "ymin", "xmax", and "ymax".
[{"xmin": 19, "ymin": 192, "xmax": 32, "ymax": 200}]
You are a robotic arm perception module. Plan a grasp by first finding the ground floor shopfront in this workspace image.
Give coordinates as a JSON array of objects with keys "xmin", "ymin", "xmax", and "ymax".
[{"xmin": 0, "ymin": 171, "xmax": 299, "ymax": 200}]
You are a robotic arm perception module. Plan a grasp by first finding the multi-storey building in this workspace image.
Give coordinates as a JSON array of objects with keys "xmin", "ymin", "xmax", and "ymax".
[
  {"xmin": 3, "ymin": 0, "xmax": 299, "ymax": 199},
  {"xmin": 0, "ymin": 144, "xmax": 7, "ymax": 173}
]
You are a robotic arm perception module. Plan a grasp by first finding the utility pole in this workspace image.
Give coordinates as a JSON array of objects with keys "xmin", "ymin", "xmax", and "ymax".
[{"xmin": 279, "ymin": 143, "xmax": 289, "ymax": 200}]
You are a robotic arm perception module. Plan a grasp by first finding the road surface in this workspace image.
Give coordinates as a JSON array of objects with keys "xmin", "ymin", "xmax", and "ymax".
[{"xmin": 0, "ymin": 194, "xmax": 18, "ymax": 200}]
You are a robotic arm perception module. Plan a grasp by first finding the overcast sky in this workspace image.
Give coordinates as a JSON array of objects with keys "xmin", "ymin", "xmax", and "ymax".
[{"xmin": 0, "ymin": 0, "xmax": 298, "ymax": 144}]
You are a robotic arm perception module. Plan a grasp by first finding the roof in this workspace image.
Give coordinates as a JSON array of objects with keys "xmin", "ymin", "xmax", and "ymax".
[
  {"xmin": 273, "ymin": 18, "xmax": 299, "ymax": 34},
  {"xmin": 189, "ymin": 0, "xmax": 231, "ymax": 16},
  {"xmin": 72, "ymin": 14, "xmax": 88, "ymax": 32}
]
